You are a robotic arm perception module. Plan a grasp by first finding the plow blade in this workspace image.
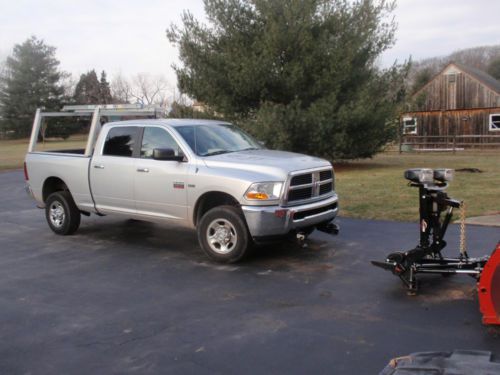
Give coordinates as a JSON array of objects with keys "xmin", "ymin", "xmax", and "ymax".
[{"xmin": 478, "ymin": 243, "xmax": 500, "ymax": 325}]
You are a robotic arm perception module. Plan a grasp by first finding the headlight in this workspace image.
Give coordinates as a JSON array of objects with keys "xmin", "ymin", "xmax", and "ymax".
[{"xmin": 245, "ymin": 182, "xmax": 283, "ymax": 201}]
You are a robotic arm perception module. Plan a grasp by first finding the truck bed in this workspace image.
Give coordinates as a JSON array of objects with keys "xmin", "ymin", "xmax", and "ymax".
[{"xmin": 25, "ymin": 152, "xmax": 95, "ymax": 212}]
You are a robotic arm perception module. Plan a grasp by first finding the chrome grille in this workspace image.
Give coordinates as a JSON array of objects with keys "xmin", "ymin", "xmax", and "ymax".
[
  {"xmin": 290, "ymin": 174, "xmax": 312, "ymax": 186},
  {"xmin": 286, "ymin": 167, "xmax": 334, "ymax": 204},
  {"xmin": 320, "ymin": 170, "xmax": 332, "ymax": 181},
  {"xmin": 319, "ymin": 182, "xmax": 332, "ymax": 195},
  {"xmin": 288, "ymin": 187, "xmax": 313, "ymax": 201}
]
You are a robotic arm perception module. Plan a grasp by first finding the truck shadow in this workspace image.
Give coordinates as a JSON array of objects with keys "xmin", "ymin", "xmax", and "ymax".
[
  {"xmin": 244, "ymin": 236, "xmax": 337, "ymax": 272},
  {"xmin": 76, "ymin": 216, "xmax": 336, "ymax": 268},
  {"xmin": 77, "ymin": 217, "xmax": 201, "ymax": 257}
]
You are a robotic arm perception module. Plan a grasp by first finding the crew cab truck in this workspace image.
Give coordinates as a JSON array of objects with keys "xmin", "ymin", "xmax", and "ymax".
[{"xmin": 25, "ymin": 105, "xmax": 339, "ymax": 263}]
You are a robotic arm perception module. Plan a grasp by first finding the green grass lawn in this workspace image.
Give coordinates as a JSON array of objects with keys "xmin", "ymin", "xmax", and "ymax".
[
  {"xmin": 1, "ymin": 138, "xmax": 498, "ymax": 221},
  {"xmin": 334, "ymin": 151, "xmax": 500, "ymax": 221}
]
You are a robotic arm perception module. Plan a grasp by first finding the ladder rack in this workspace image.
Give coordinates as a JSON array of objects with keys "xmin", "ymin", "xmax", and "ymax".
[{"xmin": 28, "ymin": 104, "xmax": 166, "ymax": 156}]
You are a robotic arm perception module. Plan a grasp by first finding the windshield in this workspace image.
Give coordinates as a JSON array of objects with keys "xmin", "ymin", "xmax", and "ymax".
[{"xmin": 175, "ymin": 124, "xmax": 263, "ymax": 156}]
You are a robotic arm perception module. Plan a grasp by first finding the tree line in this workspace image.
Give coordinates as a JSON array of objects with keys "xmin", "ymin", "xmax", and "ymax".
[
  {"xmin": 0, "ymin": 36, "xmax": 189, "ymax": 139},
  {"xmin": 2, "ymin": 1, "xmax": 416, "ymax": 160}
]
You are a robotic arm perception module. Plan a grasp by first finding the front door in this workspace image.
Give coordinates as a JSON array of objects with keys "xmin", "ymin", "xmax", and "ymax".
[{"xmin": 134, "ymin": 126, "xmax": 190, "ymax": 221}]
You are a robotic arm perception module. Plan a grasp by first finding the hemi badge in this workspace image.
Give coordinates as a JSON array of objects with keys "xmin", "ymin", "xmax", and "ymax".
[
  {"xmin": 188, "ymin": 184, "xmax": 196, "ymax": 188},
  {"xmin": 173, "ymin": 182, "xmax": 185, "ymax": 189}
]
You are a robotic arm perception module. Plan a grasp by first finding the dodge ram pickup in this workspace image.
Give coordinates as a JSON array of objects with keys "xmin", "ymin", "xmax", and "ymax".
[{"xmin": 25, "ymin": 105, "xmax": 339, "ymax": 262}]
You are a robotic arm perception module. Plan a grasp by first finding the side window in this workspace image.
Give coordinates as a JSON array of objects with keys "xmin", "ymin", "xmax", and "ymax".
[
  {"xmin": 141, "ymin": 127, "xmax": 183, "ymax": 159},
  {"xmin": 402, "ymin": 117, "xmax": 417, "ymax": 135},
  {"xmin": 103, "ymin": 127, "xmax": 138, "ymax": 157},
  {"xmin": 489, "ymin": 114, "xmax": 500, "ymax": 131}
]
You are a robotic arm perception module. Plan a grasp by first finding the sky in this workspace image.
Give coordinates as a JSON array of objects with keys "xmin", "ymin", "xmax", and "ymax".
[{"xmin": 1, "ymin": 0, "xmax": 500, "ymax": 86}]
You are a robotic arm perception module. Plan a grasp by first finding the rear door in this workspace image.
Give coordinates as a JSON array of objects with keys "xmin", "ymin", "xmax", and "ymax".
[
  {"xmin": 90, "ymin": 126, "xmax": 140, "ymax": 214},
  {"xmin": 134, "ymin": 126, "xmax": 190, "ymax": 221}
]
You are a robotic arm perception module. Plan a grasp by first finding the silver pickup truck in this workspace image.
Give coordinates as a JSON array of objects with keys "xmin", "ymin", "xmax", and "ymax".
[{"xmin": 25, "ymin": 105, "xmax": 339, "ymax": 262}]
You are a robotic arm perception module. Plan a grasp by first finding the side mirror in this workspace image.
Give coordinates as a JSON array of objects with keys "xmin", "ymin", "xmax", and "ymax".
[{"xmin": 153, "ymin": 148, "xmax": 185, "ymax": 162}]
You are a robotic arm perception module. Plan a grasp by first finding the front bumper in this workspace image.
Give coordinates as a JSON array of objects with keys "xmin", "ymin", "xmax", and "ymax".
[{"xmin": 241, "ymin": 194, "xmax": 338, "ymax": 238}]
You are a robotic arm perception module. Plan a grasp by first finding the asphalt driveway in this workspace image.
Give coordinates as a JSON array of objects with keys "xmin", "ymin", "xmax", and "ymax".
[{"xmin": 0, "ymin": 170, "xmax": 499, "ymax": 374}]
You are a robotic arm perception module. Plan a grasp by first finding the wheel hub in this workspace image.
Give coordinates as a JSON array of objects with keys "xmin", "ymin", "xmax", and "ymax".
[
  {"xmin": 215, "ymin": 227, "xmax": 230, "ymax": 242},
  {"xmin": 49, "ymin": 201, "xmax": 65, "ymax": 228},
  {"xmin": 206, "ymin": 219, "xmax": 238, "ymax": 255}
]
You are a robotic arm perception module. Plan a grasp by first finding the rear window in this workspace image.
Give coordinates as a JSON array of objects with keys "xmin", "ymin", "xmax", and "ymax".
[{"xmin": 102, "ymin": 127, "xmax": 139, "ymax": 157}]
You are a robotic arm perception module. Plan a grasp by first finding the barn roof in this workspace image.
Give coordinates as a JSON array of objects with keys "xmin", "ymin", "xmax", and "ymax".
[
  {"xmin": 452, "ymin": 62, "xmax": 500, "ymax": 94},
  {"xmin": 413, "ymin": 62, "xmax": 500, "ymax": 97}
]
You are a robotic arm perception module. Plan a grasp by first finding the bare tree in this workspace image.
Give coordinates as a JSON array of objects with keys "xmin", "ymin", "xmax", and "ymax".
[
  {"xmin": 60, "ymin": 72, "xmax": 77, "ymax": 100},
  {"xmin": 111, "ymin": 72, "xmax": 133, "ymax": 104},
  {"xmin": 111, "ymin": 72, "xmax": 172, "ymax": 107},
  {"xmin": 171, "ymin": 85, "xmax": 192, "ymax": 107},
  {"xmin": 131, "ymin": 73, "xmax": 170, "ymax": 107}
]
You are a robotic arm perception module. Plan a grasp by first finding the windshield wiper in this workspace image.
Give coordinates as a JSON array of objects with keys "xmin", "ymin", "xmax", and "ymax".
[
  {"xmin": 203, "ymin": 147, "xmax": 259, "ymax": 156},
  {"xmin": 202, "ymin": 150, "xmax": 233, "ymax": 156}
]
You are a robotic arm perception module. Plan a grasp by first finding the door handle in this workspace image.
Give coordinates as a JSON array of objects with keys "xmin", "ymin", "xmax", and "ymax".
[
  {"xmin": 137, "ymin": 168, "xmax": 150, "ymax": 173},
  {"xmin": 94, "ymin": 164, "xmax": 105, "ymax": 169}
]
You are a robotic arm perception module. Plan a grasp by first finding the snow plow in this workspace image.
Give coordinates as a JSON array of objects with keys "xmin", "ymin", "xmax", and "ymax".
[
  {"xmin": 478, "ymin": 243, "xmax": 500, "ymax": 325},
  {"xmin": 371, "ymin": 168, "xmax": 500, "ymax": 325}
]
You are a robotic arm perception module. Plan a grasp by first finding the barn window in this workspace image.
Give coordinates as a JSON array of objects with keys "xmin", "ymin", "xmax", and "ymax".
[
  {"xmin": 402, "ymin": 117, "xmax": 417, "ymax": 134},
  {"xmin": 489, "ymin": 114, "xmax": 500, "ymax": 131}
]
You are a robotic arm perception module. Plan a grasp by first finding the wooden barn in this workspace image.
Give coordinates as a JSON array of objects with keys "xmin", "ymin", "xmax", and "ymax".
[{"xmin": 401, "ymin": 62, "xmax": 500, "ymax": 149}]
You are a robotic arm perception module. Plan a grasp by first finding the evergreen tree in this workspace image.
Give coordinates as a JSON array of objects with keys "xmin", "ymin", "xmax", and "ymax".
[
  {"xmin": 412, "ymin": 67, "xmax": 434, "ymax": 94},
  {"xmin": 0, "ymin": 36, "xmax": 64, "ymax": 138},
  {"xmin": 168, "ymin": 0, "xmax": 409, "ymax": 159},
  {"xmin": 73, "ymin": 70, "xmax": 101, "ymax": 104},
  {"xmin": 169, "ymin": 100, "xmax": 217, "ymax": 119},
  {"xmin": 99, "ymin": 71, "xmax": 113, "ymax": 104},
  {"xmin": 73, "ymin": 70, "xmax": 114, "ymax": 104}
]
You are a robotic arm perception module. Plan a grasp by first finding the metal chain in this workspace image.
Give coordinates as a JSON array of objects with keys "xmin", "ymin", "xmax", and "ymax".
[{"xmin": 459, "ymin": 200, "xmax": 467, "ymax": 257}]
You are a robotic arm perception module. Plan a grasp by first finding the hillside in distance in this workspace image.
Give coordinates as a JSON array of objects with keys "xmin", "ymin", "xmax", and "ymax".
[{"xmin": 409, "ymin": 44, "xmax": 500, "ymax": 92}]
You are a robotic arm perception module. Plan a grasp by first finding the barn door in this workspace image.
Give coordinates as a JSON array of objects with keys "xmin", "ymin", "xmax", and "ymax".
[{"xmin": 443, "ymin": 114, "xmax": 455, "ymax": 149}]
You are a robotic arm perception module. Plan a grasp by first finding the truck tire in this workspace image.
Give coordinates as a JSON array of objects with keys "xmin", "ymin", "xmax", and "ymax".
[
  {"xmin": 197, "ymin": 205, "xmax": 251, "ymax": 263},
  {"xmin": 45, "ymin": 191, "xmax": 81, "ymax": 235}
]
